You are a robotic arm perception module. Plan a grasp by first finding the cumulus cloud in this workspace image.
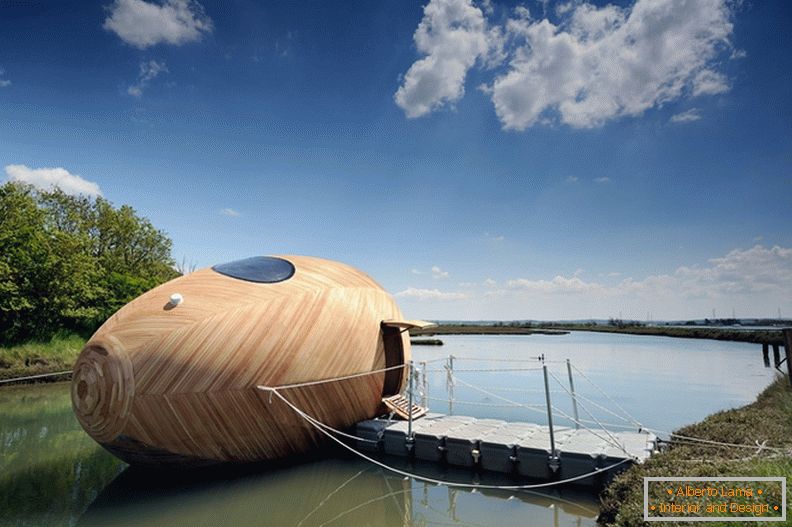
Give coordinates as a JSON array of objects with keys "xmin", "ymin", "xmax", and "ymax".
[
  {"xmin": 394, "ymin": 0, "xmax": 501, "ymax": 118},
  {"xmin": 594, "ymin": 176, "xmax": 611, "ymax": 184},
  {"xmin": 500, "ymin": 245, "xmax": 792, "ymax": 315},
  {"xmin": 220, "ymin": 208, "xmax": 240, "ymax": 217},
  {"xmin": 395, "ymin": 287, "xmax": 469, "ymax": 300},
  {"xmin": 431, "ymin": 265, "xmax": 450, "ymax": 279},
  {"xmin": 5, "ymin": 164, "xmax": 102, "ymax": 197},
  {"xmin": 507, "ymin": 275, "xmax": 604, "ymax": 293},
  {"xmin": 104, "ymin": 0, "xmax": 213, "ymax": 49},
  {"xmin": 670, "ymin": 108, "xmax": 702, "ymax": 123},
  {"xmin": 127, "ymin": 60, "xmax": 168, "ymax": 97},
  {"xmin": 0, "ymin": 67, "xmax": 9, "ymax": 87},
  {"xmin": 492, "ymin": 0, "xmax": 734, "ymax": 129},
  {"xmin": 398, "ymin": 0, "xmax": 736, "ymax": 130},
  {"xmin": 691, "ymin": 69, "xmax": 730, "ymax": 97}
]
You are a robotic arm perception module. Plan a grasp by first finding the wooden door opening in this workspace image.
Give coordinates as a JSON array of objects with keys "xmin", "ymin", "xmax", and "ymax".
[{"xmin": 381, "ymin": 325, "xmax": 405, "ymax": 397}]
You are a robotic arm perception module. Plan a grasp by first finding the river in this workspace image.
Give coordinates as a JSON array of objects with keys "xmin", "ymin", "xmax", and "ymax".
[{"xmin": 0, "ymin": 332, "xmax": 778, "ymax": 526}]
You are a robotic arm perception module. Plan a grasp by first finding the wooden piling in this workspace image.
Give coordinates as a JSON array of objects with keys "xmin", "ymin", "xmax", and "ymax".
[
  {"xmin": 773, "ymin": 344, "xmax": 781, "ymax": 367},
  {"xmin": 762, "ymin": 343, "xmax": 770, "ymax": 368},
  {"xmin": 784, "ymin": 329, "xmax": 792, "ymax": 387}
]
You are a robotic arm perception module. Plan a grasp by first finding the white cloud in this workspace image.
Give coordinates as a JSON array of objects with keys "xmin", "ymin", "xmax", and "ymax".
[
  {"xmin": 0, "ymin": 79, "xmax": 10, "ymax": 88},
  {"xmin": 395, "ymin": 287, "xmax": 469, "ymax": 300},
  {"xmin": 565, "ymin": 176, "xmax": 579, "ymax": 183},
  {"xmin": 670, "ymin": 108, "xmax": 702, "ymax": 123},
  {"xmin": 104, "ymin": 0, "xmax": 213, "ymax": 49},
  {"xmin": 484, "ymin": 278, "xmax": 497, "ymax": 286},
  {"xmin": 491, "ymin": 0, "xmax": 734, "ymax": 130},
  {"xmin": 431, "ymin": 265, "xmax": 450, "ymax": 279},
  {"xmin": 220, "ymin": 208, "xmax": 240, "ymax": 217},
  {"xmin": 484, "ymin": 232, "xmax": 505, "ymax": 242},
  {"xmin": 127, "ymin": 60, "xmax": 168, "ymax": 97},
  {"xmin": 691, "ymin": 69, "xmax": 730, "ymax": 97},
  {"xmin": 594, "ymin": 176, "xmax": 611, "ymax": 184},
  {"xmin": 507, "ymin": 275, "xmax": 604, "ymax": 293},
  {"xmin": 501, "ymin": 245, "xmax": 792, "ymax": 315},
  {"xmin": 4, "ymin": 164, "xmax": 102, "ymax": 197},
  {"xmin": 411, "ymin": 268, "xmax": 423, "ymax": 275},
  {"xmin": 394, "ymin": 0, "xmax": 500, "ymax": 118},
  {"xmin": 393, "ymin": 246, "xmax": 792, "ymax": 320},
  {"xmin": 398, "ymin": 0, "xmax": 736, "ymax": 130}
]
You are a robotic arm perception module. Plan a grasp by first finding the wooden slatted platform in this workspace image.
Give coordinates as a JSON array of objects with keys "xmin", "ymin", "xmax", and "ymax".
[
  {"xmin": 354, "ymin": 413, "xmax": 656, "ymax": 487},
  {"xmin": 382, "ymin": 394, "xmax": 427, "ymax": 420}
]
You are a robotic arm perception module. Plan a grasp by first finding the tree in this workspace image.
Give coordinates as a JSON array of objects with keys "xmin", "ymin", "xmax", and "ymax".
[{"xmin": 0, "ymin": 182, "xmax": 180, "ymax": 344}]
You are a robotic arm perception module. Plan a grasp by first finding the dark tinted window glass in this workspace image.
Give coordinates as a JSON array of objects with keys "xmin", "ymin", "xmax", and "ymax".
[{"xmin": 212, "ymin": 256, "xmax": 295, "ymax": 283}]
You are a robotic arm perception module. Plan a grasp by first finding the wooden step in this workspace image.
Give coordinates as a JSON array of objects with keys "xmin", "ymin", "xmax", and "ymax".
[{"xmin": 382, "ymin": 394, "xmax": 427, "ymax": 420}]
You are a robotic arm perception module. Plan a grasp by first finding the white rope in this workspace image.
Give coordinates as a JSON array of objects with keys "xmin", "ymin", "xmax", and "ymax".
[
  {"xmin": 569, "ymin": 363, "xmax": 643, "ymax": 429},
  {"xmin": 0, "ymin": 370, "xmax": 72, "ymax": 385},
  {"xmin": 425, "ymin": 396, "xmax": 545, "ymax": 408},
  {"xmin": 453, "ymin": 356, "xmax": 544, "ymax": 363},
  {"xmin": 259, "ymin": 386, "xmax": 633, "ymax": 491},
  {"xmin": 546, "ymin": 369, "xmax": 633, "ymax": 457},
  {"xmin": 477, "ymin": 385, "xmax": 566, "ymax": 395},
  {"xmin": 426, "ymin": 367, "xmax": 545, "ymax": 373},
  {"xmin": 264, "ymin": 363, "xmax": 406, "ymax": 391},
  {"xmin": 650, "ymin": 430, "xmax": 790, "ymax": 452},
  {"xmin": 449, "ymin": 376, "xmax": 548, "ymax": 417},
  {"xmin": 450, "ymin": 373, "xmax": 632, "ymax": 456},
  {"xmin": 566, "ymin": 391, "xmax": 637, "ymax": 426}
]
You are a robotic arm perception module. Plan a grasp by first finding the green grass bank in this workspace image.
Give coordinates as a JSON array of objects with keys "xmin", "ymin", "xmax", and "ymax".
[
  {"xmin": 599, "ymin": 376, "xmax": 792, "ymax": 526},
  {"xmin": 0, "ymin": 333, "xmax": 85, "ymax": 382}
]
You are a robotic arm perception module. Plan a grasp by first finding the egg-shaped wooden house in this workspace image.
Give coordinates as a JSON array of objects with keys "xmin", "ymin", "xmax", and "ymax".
[{"xmin": 70, "ymin": 255, "xmax": 428, "ymax": 466}]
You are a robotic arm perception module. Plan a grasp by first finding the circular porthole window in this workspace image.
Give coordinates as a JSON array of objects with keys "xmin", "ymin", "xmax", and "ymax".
[{"xmin": 212, "ymin": 256, "xmax": 295, "ymax": 283}]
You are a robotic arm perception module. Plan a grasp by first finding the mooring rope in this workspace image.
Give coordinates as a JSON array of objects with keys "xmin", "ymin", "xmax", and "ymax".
[
  {"xmin": 264, "ymin": 363, "xmax": 406, "ymax": 391},
  {"xmin": 448, "ymin": 375, "xmax": 549, "ymax": 417},
  {"xmin": 447, "ymin": 372, "xmax": 633, "ymax": 457},
  {"xmin": 258, "ymin": 385, "xmax": 633, "ymax": 490},
  {"xmin": 651, "ymin": 431, "xmax": 791, "ymax": 453},
  {"xmin": 425, "ymin": 396, "xmax": 545, "ymax": 409},
  {"xmin": 0, "ymin": 370, "xmax": 73, "ymax": 385},
  {"xmin": 424, "ymin": 367, "xmax": 545, "ymax": 373},
  {"xmin": 569, "ymin": 363, "xmax": 644, "ymax": 429},
  {"xmin": 546, "ymin": 368, "xmax": 633, "ymax": 456}
]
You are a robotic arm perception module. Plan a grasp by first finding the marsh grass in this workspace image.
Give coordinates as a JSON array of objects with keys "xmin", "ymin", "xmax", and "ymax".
[{"xmin": 599, "ymin": 376, "xmax": 792, "ymax": 526}]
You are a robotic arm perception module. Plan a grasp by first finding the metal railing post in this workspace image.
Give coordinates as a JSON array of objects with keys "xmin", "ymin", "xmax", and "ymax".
[
  {"xmin": 447, "ymin": 355, "xmax": 455, "ymax": 415},
  {"xmin": 408, "ymin": 361, "xmax": 414, "ymax": 437},
  {"xmin": 566, "ymin": 359, "xmax": 579, "ymax": 430},
  {"xmin": 543, "ymin": 361, "xmax": 560, "ymax": 472},
  {"xmin": 420, "ymin": 360, "xmax": 427, "ymax": 408}
]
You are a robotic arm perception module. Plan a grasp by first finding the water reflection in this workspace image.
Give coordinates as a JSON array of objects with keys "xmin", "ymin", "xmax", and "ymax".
[
  {"xmin": 78, "ymin": 458, "xmax": 598, "ymax": 527},
  {"xmin": 0, "ymin": 333, "xmax": 778, "ymax": 526},
  {"xmin": 0, "ymin": 383, "xmax": 124, "ymax": 527}
]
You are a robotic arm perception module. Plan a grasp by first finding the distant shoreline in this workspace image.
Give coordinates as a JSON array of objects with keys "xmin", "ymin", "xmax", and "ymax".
[
  {"xmin": 411, "ymin": 324, "xmax": 783, "ymax": 344},
  {"xmin": 410, "ymin": 325, "xmax": 569, "ymax": 336}
]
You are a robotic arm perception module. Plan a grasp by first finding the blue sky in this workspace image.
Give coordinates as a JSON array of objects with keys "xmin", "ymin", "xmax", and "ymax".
[{"xmin": 1, "ymin": 0, "xmax": 791, "ymax": 320}]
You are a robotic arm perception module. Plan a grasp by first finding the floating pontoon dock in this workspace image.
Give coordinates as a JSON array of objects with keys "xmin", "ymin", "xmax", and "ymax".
[{"xmin": 354, "ymin": 413, "xmax": 656, "ymax": 487}]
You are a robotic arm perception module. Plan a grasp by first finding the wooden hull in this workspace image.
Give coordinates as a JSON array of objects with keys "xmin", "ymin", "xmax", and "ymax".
[{"xmin": 71, "ymin": 256, "xmax": 410, "ymax": 466}]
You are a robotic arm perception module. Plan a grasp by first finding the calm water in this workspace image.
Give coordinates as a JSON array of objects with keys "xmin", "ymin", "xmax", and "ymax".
[{"xmin": 0, "ymin": 332, "xmax": 778, "ymax": 526}]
